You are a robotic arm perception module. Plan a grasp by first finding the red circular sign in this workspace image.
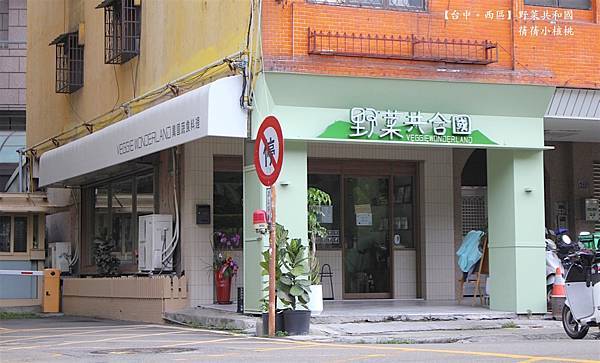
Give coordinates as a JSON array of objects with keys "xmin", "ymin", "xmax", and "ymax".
[{"xmin": 254, "ymin": 116, "xmax": 284, "ymax": 187}]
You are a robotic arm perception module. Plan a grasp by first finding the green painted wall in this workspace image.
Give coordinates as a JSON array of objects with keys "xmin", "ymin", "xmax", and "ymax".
[
  {"xmin": 487, "ymin": 149, "xmax": 546, "ymax": 313},
  {"xmin": 242, "ymin": 141, "xmax": 308, "ymax": 313},
  {"xmin": 243, "ymin": 164, "xmax": 268, "ymax": 314},
  {"xmin": 274, "ymin": 141, "xmax": 308, "ymax": 244}
]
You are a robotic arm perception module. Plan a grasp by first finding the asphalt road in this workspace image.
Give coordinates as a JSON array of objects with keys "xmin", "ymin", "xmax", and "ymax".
[{"xmin": 1, "ymin": 317, "xmax": 599, "ymax": 363}]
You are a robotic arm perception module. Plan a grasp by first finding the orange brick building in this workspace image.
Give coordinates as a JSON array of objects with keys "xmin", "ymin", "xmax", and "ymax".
[
  {"xmin": 248, "ymin": 0, "xmax": 600, "ymax": 312},
  {"xmin": 262, "ymin": 0, "xmax": 599, "ymax": 88}
]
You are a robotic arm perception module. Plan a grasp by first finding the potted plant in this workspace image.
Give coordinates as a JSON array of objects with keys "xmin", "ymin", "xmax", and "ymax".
[
  {"xmin": 277, "ymin": 238, "xmax": 312, "ymax": 335},
  {"xmin": 213, "ymin": 253, "xmax": 238, "ymax": 304},
  {"xmin": 211, "ymin": 230, "xmax": 240, "ymax": 304},
  {"xmin": 93, "ymin": 230, "xmax": 120, "ymax": 276},
  {"xmin": 307, "ymin": 187, "xmax": 332, "ymax": 315},
  {"xmin": 258, "ymin": 224, "xmax": 287, "ymax": 335}
]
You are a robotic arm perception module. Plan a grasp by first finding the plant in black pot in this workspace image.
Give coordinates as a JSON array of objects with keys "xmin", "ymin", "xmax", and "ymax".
[
  {"xmin": 277, "ymin": 238, "xmax": 312, "ymax": 335},
  {"xmin": 258, "ymin": 224, "xmax": 287, "ymax": 335}
]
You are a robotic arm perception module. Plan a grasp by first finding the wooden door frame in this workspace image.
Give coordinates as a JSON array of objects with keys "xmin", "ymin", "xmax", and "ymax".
[{"xmin": 308, "ymin": 158, "xmax": 420, "ymax": 300}]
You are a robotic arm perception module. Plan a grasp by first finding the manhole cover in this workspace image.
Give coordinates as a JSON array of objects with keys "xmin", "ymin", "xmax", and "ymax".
[{"xmin": 90, "ymin": 348, "xmax": 196, "ymax": 355}]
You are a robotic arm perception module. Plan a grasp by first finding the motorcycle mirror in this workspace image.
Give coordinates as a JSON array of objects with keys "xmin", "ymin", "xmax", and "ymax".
[{"xmin": 561, "ymin": 235, "xmax": 572, "ymax": 245}]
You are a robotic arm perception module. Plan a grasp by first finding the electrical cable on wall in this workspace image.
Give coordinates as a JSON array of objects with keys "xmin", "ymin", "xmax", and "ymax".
[
  {"xmin": 161, "ymin": 147, "xmax": 180, "ymax": 267},
  {"xmin": 25, "ymin": 51, "xmax": 246, "ymax": 159}
]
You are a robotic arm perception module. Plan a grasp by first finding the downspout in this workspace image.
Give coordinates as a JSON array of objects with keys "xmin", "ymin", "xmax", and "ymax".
[
  {"xmin": 511, "ymin": 0, "xmax": 516, "ymax": 71},
  {"xmin": 17, "ymin": 148, "xmax": 23, "ymax": 192}
]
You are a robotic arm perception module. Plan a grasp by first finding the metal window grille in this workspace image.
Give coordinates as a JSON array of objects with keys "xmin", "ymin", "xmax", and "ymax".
[
  {"xmin": 97, "ymin": 0, "xmax": 141, "ymax": 64},
  {"xmin": 308, "ymin": 29, "xmax": 498, "ymax": 65},
  {"xmin": 49, "ymin": 32, "xmax": 84, "ymax": 94},
  {"xmin": 524, "ymin": 0, "xmax": 591, "ymax": 10},
  {"xmin": 461, "ymin": 187, "xmax": 487, "ymax": 236},
  {"xmin": 594, "ymin": 161, "xmax": 600, "ymax": 232},
  {"xmin": 308, "ymin": 0, "xmax": 426, "ymax": 11}
]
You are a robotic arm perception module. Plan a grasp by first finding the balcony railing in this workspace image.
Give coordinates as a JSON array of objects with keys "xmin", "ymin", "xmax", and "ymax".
[{"xmin": 308, "ymin": 29, "xmax": 498, "ymax": 65}]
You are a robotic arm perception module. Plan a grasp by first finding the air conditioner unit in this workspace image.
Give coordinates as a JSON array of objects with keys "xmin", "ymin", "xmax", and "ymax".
[
  {"xmin": 50, "ymin": 242, "xmax": 71, "ymax": 272},
  {"xmin": 138, "ymin": 214, "xmax": 173, "ymax": 273}
]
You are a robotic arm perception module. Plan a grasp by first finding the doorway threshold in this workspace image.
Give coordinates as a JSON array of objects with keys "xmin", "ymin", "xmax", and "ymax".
[{"xmin": 315, "ymin": 299, "xmax": 514, "ymax": 324}]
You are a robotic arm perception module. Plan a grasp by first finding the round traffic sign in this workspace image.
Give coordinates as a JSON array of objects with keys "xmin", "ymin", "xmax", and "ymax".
[{"xmin": 254, "ymin": 116, "xmax": 284, "ymax": 187}]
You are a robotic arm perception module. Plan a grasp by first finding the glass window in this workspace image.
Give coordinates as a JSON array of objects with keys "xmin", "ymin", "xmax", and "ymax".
[
  {"xmin": 308, "ymin": 174, "xmax": 341, "ymax": 248},
  {"xmin": 0, "ymin": 216, "xmax": 10, "ymax": 252},
  {"xmin": 213, "ymin": 171, "xmax": 243, "ymax": 250},
  {"xmin": 524, "ymin": 0, "xmax": 591, "ymax": 9},
  {"xmin": 111, "ymin": 179, "xmax": 133, "ymax": 262},
  {"xmin": 86, "ymin": 171, "xmax": 155, "ymax": 271},
  {"xmin": 136, "ymin": 173, "xmax": 155, "ymax": 216},
  {"xmin": 308, "ymin": 0, "xmax": 426, "ymax": 11},
  {"xmin": 32, "ymin": 215, "xmax": 39, "ymax": 250},
  {"xmin": 393, "ymin": 176, "xmax": 415, "ymax": 249},
  {"xmin": 92, "ymin": 186, "xmax": 110, "ymax": 260},
  {"xmin": 13, "ymin": 216, "xmax": 27, "ymax": 252}
]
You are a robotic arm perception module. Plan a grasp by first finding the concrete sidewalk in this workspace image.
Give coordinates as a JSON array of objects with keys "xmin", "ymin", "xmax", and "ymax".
[
  {"xmin": 296, "ymin": 318, "xmax": 575, "ymax": 344},
  {"xmin": 162, "ymin": 300, "xmax": 570, "ymax": 343}
]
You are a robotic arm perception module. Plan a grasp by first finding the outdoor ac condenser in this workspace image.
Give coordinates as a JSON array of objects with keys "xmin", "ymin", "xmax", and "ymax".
[
  {"xmin": 50, "ymin": 242, "xmax": 71, "ymax": 272},
  {"xmin": 138, "ymin": 214, "xmax": 173, "ymax": 273}
]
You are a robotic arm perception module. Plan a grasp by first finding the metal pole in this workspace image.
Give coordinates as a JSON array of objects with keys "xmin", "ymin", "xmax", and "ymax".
[
  {"xmin": 17, "ymin": 148, "xmax": 23, "ymax": 192},
  {"xmin": 268, "ymin": 185, "xmax": 277, "ymax": 337}
]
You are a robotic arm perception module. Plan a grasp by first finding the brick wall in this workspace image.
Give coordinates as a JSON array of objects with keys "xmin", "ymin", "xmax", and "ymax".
[{"xmin": 262, "ymin": 0, "xmax": 600, "ymax": 88}]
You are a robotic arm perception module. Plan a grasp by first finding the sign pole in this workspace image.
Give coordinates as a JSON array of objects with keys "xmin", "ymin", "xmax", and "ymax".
[
  {"xmin": 253, "ymin": 116, "xmax": 284, "ymax": 338},
  {"xmin": 268, "ymin": 185, "xmax": 277, "ymax": 337}
]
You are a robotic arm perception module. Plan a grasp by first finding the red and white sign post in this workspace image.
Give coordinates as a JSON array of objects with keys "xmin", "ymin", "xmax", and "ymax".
[{"xmin": 253, "ymin": 116, "xmax": 284, "ymax": 337}]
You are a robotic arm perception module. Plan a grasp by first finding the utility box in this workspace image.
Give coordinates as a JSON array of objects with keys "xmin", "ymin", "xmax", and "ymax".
[
  {"xmin": 42, "ymin": 269, "xmax": 60, "ymax": 313},
  {"xmin": 138, "ymin": 214, "xmax": 173, "ymax": 273},
  {"xmin": 50, "ymin": 242, "xmax": 71, "ymax": 272}
]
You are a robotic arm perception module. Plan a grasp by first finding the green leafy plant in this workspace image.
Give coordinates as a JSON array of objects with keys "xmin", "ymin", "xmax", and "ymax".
[
  {"xmin": 307, "ymin": 187, "xmax": 332, "ymax": 284},
  {"xmin": 277, "ymin": 238, "xmax": 311, "ymax": 310},
  {"xmin": 93, "ymin": 234, "xmax": 120, "ymax": 276},
  {"xmin": 259, "ymin": 224, "xmax": 287, "ymax": 312}
]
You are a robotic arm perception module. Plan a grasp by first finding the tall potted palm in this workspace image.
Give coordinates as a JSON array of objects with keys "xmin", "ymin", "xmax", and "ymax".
[{"xmin": 307, "ymin": 187, "xmax": 332, "ymax": 315}]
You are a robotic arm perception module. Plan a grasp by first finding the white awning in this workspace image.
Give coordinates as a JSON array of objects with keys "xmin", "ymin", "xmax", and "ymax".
[{"xmin": 38, "ymin": 75, "xmax": 247, "ymax": 187}]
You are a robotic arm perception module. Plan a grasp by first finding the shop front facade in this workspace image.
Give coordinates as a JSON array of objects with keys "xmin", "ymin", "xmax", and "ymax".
[{"xmin": 242, "ymin": 72, "xmax": 555, "ymax": 314}]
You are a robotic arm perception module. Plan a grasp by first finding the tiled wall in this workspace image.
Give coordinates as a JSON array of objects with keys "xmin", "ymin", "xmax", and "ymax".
[
  {"xmin": 394, "ymin": 250, "xmax": 416, "ymax": 299},
  {"xmin": 0, "ymin": 0, "xmax": 26, "ymax": 110},
  {"xmin": 183, "ymin": 139, "xmax": 456, "ymax": 305},
  {"xmin": 315, "ymin": 250, "xmax": 343, "ymax": 300},
  {"xmin": 308, "ymin": 142, "xmax": 455, "ymax": 300},
  {"xmin": 182, "ymin": 137, "xmax": 243, "ymax": 307}
]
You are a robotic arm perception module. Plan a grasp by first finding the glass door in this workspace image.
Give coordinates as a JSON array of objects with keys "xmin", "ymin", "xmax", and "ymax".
[{"xmin": 343, "ymin": 176, "xmax": 392, "ymax": 298}]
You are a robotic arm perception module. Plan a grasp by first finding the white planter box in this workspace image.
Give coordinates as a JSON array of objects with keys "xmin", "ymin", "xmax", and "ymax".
[{"xmin": 307, "ymin": 284, "xmax": 323, "ymax": 315}]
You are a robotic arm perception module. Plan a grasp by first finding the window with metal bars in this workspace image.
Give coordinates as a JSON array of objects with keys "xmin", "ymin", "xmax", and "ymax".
[
  {"xmin": 308, "ymin": 0, "xmax": 426, "ymax": 11},
  {"xmin": 524, "ymin": 0, "xmax": 591, "ymax": 9},
  {"xmin": 461, "ymin": 187, "xmax": 487, "ymax": 236},
  {"xmin": 49, "ymin": 32, "xmax": 84, "ymax": 94},
  {"xmin": 97, "ymin": 0, "xmax": 141, "ymax": 64}
]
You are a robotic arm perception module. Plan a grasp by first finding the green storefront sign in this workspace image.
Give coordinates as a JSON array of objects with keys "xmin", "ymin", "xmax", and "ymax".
[{"xmin": 319, "ymin": 108, "xmax": 497, "ymax": 146}]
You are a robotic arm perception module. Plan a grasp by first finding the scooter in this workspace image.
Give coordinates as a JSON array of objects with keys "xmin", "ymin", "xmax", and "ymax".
[
  {"xmin": 546, "ymin": 231, "xmax": 562, "ymax": 301},
  {"xmin": 554, "ymin": 229, "xmax": 581, "ymax": 272},
  {"xmin": 561, "ymin": 250, "xmax": 600, "ymax": 339}
]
